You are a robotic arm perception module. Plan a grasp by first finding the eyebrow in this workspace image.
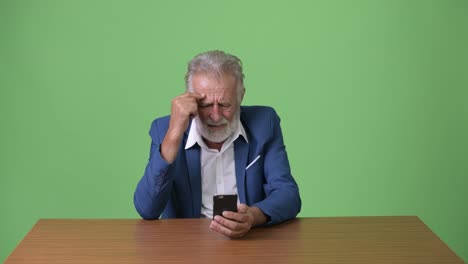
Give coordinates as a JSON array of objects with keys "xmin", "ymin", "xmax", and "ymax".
[
  {"xmin": 199, "ymin": 97, "xmax": 231, "ymax": 104},
  {"xmin": 199, "ymin": 102, "xmax": 212, "ymax": 107},
  {"xmin": 199, "ymin": 100, "xmax": 230, "ymax": 106}
]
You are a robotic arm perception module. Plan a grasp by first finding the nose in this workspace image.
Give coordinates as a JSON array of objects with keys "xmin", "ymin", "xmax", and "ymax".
[{"xmin": 209, "ymin": 104, "xmax": 222, "ymax": 123}]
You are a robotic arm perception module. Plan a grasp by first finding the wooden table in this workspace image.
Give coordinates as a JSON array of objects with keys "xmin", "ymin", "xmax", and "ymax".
[{"xmin": 5, "ymin": 216, "xmax": 463, "ymax": 263}]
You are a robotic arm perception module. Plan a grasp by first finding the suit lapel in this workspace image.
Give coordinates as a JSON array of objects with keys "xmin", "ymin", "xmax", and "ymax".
[
  {"xmin": 185, "ymin": 141, "xmax": 202, "ymax": 218},
  {"xmin": 234, "ymin": 137, "xmax": 249, "ymax": 204}
]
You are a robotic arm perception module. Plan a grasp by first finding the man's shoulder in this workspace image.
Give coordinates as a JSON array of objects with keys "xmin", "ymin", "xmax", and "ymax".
[
  {"xmin": 150, "ymin": 115, "xmax": 171, "ymax": 129},
  {"xmin": 240, "ymin": 105, "xmax": 276, "ymax": 117},
  {"xmin": 240, "ymin": 105, "xmax": 279, "ymax": 132},
  {"xmin": 148, "ymin": 115, "xmax": 171, "ymax": 140},
  {"xmin": 241, "ymin": 105, "xmax": 278, "ymax": 120},
  {"xmin": 152, "ymin": 115, "xmax": 171, "ymax": 125}
]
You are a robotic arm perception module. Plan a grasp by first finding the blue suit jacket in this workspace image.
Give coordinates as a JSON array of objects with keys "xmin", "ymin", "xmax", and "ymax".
[{"xmin": 134, "ymin": 106, "xmax": 301, "ymax": 225}]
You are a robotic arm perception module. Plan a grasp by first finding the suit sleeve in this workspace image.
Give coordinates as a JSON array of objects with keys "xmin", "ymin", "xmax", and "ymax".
[
  {"xmin": 252, "ymin": 109, "xmax": 301, "ymax": 225},
  {"xmin": 133, "ymin": 120, "xmax": 174, "ymax": 220}
]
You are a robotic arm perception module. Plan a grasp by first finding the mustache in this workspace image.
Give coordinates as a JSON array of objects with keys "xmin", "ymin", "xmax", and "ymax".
[{"xmin": 204, "ymin": 119, "xmax": 228, "ymax": 126}]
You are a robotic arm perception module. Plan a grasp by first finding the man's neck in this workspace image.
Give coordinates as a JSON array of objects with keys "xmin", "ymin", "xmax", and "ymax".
[{"xmin": 204, "ymin": 139, "xmax": 225, "ymax": 152}]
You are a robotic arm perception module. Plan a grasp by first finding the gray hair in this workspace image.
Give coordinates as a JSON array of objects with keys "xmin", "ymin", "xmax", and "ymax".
[{"xmin": 185, "ymin": 50, "xmax": 245, "ymax": 101}]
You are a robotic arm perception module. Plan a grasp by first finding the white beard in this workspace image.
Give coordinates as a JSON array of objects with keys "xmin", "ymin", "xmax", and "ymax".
[{"xmin": 195, "ymin": 110, "xmax": 240, "ymax": 143}]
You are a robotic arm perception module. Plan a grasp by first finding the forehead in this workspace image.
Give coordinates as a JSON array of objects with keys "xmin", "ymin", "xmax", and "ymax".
[{"xmin": 191, "ymin": 73, "xmax": 237, "ymax": 101}]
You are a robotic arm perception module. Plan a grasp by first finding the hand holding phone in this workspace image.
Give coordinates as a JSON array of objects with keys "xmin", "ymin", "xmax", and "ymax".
[{"xmin": 213, "ymin": 194, "xmax": 238, "ymax": 219}]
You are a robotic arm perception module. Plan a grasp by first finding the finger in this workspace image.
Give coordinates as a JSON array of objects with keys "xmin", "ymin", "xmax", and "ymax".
[
  {"xmin": 187, "ymin": 92, "xmax": 206, "ymax": 100},
  {"xmin": 182, "ymin": 97, "xmax": 202, "ymax": 116},
  {"xmin": 210, "ymin": 219, "xmax": 234, "ymax": 236},
  {"xmin": 214, "ymin": 215, "xmax": 245, "ymax": 231},
  {"xmin": 210, "ymin": 219, "xmax": 243, "ymax": 238},
  {"xmin": 173, "ymin": 100, "xmax": 198, "ymax": 118},
  {"xmin": 222, "ymin": 211, "xmax": 250, "ymax": 223}
]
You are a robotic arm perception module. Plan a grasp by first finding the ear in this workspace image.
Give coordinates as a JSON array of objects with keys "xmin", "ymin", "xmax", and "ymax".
[{"xmin": 240, "ymin": 88, "xmax": 246, "ymax": 103}]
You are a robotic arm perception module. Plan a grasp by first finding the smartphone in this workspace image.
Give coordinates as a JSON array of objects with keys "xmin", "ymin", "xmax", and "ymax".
[{"xmin": 213, "ymin": 194, "xmax": 238, "ymax": 219}]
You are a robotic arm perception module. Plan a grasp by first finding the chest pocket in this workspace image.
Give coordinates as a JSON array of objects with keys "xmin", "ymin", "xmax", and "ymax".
[{"xmin": 244, "ymin": 155, "xmax": 265, "ymax": 202}]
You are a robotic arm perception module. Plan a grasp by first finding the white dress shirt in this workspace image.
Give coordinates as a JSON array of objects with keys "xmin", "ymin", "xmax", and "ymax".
[{"xmin": 185, "ymin": 116, "xmax": 248, "ymax": 218}]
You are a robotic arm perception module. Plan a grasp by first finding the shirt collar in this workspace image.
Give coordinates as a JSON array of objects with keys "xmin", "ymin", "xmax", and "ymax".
[{"xmin": 185, "ymin": 116, "xmax": 248, "ymax": 150}]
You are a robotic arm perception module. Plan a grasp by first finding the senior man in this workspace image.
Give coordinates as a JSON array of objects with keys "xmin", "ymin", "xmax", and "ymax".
[{"xmin": 134, "ymin": 50, "xmax": 301, "ymax": 238}]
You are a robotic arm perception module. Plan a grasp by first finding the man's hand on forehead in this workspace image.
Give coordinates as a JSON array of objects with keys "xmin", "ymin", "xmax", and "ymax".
[
  {"xmin": 189, "ymin": 92, "xmax": 205, "ymax": 97},
  {"xmin": 187, "ymin": 92, "xmax": 205, "ymax": 100},
  {"xmin": 161, "ymin": 91, "xmax": 206, "ymax": 163}
]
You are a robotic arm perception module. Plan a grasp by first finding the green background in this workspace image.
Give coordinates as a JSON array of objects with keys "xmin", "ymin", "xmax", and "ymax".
[{"xmin": 1, "ymin": 0, "xmax": 467, "ymax": 262}]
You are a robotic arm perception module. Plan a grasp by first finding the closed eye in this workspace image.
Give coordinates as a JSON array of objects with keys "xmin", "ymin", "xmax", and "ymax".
[{"xmin": 219, "ymin": 103, "xmax": 231, "ymax": 108}]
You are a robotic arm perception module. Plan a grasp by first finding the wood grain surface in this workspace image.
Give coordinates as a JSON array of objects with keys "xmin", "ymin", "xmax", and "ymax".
[{"xmin": 5, "ymin": 216, "xmax": 463, "ymax": 264}]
